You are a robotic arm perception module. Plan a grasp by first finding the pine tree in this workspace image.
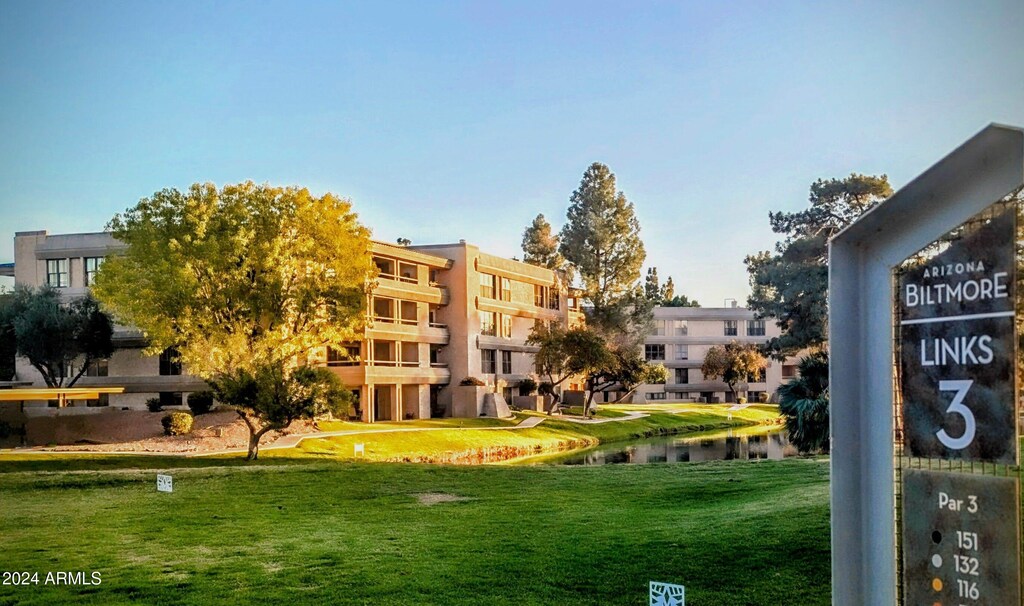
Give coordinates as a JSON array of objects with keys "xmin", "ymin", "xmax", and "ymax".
[
  {"xmin": 521, "ymin": 214, "xmax": 564, "ymax": 270},
  {"xmin": 745, "ymin": 173, "xmax": 892, "ymax": 358},
  {"xmin": 644, "ymin": 267, "xmax": 660, "ymax": 301},
  {"xmin": 661, "ymin": 276, "xmax": 675, "ymax": 303},
  {"xmin": 559, "ymin": 162, "xmax": 645, "ymax": 311}
]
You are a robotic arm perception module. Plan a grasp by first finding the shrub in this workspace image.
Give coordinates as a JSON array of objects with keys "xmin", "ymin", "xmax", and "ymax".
[
  {"xmin": 758, "ymin": 392, "xmax": 770, "ymax": 403},
  {"xmin": 737, "ymin": 396, "xmax": 747, "ymax": 404},
  {"xmin": 146, "ymin": 397, "xmax": 163, "ymax": 412},
  {"xmin": 459, "ymin": 376, "xmax": 485, "ymax": 386},
  {"xmin": 518, "ymin": 378, "xmax": 538, "ymax": 396},
  {"xmin": 187, "ymin": 390, "xmax": 215, "ymax": 416},
  {"xmin": 161, "ymin": 412, "xmax": 194, "ymax": 436},
  {"xmin": 538, "ymin": 382, "xmax": 554, "ymax": 395}
]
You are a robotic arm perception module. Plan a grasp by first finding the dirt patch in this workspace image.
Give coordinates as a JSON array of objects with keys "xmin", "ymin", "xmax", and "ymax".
[
  {"xmin": 24, "ymin": 411, "xmax": 320, "ymax": 454},
  {"xmin": 414, "ymin": 493, "xmax": 473, "ymax": 506}
]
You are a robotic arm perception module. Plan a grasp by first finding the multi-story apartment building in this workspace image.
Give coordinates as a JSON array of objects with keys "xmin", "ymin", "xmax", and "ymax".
[
  {"xmin": 327, "ymin": 240, "xmax": 583, "ymax": 422},
  {"xmin": 3, "ymin": 230, "xmax": 582, "ymax": 420},
  {"xmin": 634, "ymin": 305, "xmax": 798, "ymax": 404},
  {"xmin": 7, "ymin": 230, "xmax": 208, "ymax": 408}
]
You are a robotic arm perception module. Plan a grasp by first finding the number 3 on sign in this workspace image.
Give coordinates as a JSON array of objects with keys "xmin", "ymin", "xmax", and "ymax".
[{"xmin": 936, "ymin": 380, "xmax": 975, "ymax": 449}]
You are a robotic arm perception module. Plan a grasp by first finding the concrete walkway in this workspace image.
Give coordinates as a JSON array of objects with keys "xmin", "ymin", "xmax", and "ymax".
[{"xmin": 554, "ymin": 411, "xmax": 649, "ymax": 424}]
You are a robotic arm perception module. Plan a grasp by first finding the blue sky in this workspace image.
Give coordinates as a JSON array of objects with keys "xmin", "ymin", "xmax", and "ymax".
[{"xmin": 1, "ymin": 1, "xmax": 1022, "ymax": 304}]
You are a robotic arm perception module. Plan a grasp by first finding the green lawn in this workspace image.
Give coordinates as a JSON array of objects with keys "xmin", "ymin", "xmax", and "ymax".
[
  {"xmin": 277, "ymin": 405, "xmax": 782, "ymax": 464},
  {"xmin": 0, "ymin": 458, "xmax": 830, "ymax": 605}
]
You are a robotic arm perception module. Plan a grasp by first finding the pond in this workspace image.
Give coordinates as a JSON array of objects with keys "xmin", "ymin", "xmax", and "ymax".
[{"xmin": 525, "ymin": 427, "xmax": 794, "ymax": 466}]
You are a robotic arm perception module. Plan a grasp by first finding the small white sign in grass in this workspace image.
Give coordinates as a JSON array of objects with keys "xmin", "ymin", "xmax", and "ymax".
[
  {"xmin": 156, "ymin": 474, "xmax": 173, "ymax": 493},
  {"xmin": 649, "ymin": 581, "xmax": 684, "ymax": 606},
  {"xmin": 354, "ymin": 443, "xmax": 365, "ymax": 457}
]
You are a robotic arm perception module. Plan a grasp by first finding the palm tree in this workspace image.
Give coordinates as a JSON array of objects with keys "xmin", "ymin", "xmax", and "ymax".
[{"xmin": 777, "ymin": 351, "xmax": 830, "ymax": 454}]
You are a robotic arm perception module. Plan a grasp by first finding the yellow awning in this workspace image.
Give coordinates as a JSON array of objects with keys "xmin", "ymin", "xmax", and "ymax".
[{"xmin": 0, "ymin": 387, "xmax": 126, "ymax": 401}]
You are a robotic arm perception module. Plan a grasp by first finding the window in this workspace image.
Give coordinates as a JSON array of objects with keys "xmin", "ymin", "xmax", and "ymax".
[
  {"xmin": 675, "ymin": 368, "xmax": 688, "ymax": 384},
  {"xmin": 748, "ymin": 368, "xmax": 767, "ymax": 383},
  {"xmin": 501, "ymin": 350, "xmax": 512, "ymax": 374},
  {"xmin": 479, "ymin": 273, "xmax": 495, "ymax": 299},
  {"xmin": 159, "ymin": 392, "xmax": 183, "ymax": 407},
  {"xmin": 724, "ymin": 320, "xmax": 737, "ymax": 336},
  {"xmin": 46, "ymin": 259, "xmax": 69, "ymax": 287},
  {"xmin": 84, "ymin": 257, "xmax": 104, "ymax": 286},
  {"xmin": 328, "ymin": 344, "xmax": 361, "ymax": 366},
  {"xmin": 373, "ymin": 341, "xmax": 396, "ymax": 363},
  {"xmin": 373, "ymin": 297, "xmax": 394, "ymax": 321},
  {"xmin": 374, "ymin": 257, "xmax": 395, "ymax": 277},
  {"xmin": 86, "ymin": 358, "xmax": 109, "ymax": 377},
  {"xmin": 782, "ymin": 364, "xmax": 798, "ymax": 378},
  {"xmin": 480, "ymin": 311, "xmax": 496, "ymax": 336},
  {"xmin": 159, "ymin": 348, "xmax": 181, "ymax": 375},
  {"xmin": 500, "ymin": 314, "xmax": 512, "ymax": 338},
  {"xmin": 535, "ymin": 284, "xmax": 559, "ymax": 310},
  {"xmin": 481, "ymin": 349, "xmax": 496, "ymax": 374},
  {"xmin": 674, "ymin": 344, "xmax": 688, "ymax": 360},
  {"xmin": 646, "ymin": 392, "xmax": 666, "ymax": 401},
  {"xmin": 644, "ymin": 344, "xmax": 665, "ymax": 361},
  {"xmin": 398, "ymin": 262, "xmax": 418, "ymax": 283},
  {"xmin": 673, "ymin": 320, "xmax": 688, "ymax": 336},
  {"xmin": 500, "ymin": 277, "xmax": 512, "ymax": 301},
  {"xmin": 400, "ymin": 300, "xmax": 418, "ymax": 325},
  {"xmin": 747, "ymin": 319, "xmax": 766, "ymax": 336},
  {"xmin": 653, "ymin": 320, "xmax": 666, "ymax": 336},
  {"xmin": 86, "ymin": 393, "xmax": 109, "ymax": 407}
]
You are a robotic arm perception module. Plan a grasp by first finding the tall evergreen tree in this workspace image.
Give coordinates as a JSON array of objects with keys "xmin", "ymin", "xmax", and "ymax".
[
  {"xmin": 521, "ymin": 214, "xmax": 564, "ymax": 270},
  {"xmin": 559, "ymin": 163, "xmax": 646, "ymax": 313},
  {"xmin": 644, "ymin": 267, "xmax": 661, "ymax": 301},
  {"xmin": 558, "ymin": 163, "xmax": 655, "ymax": 414},
  {"xmin": 661, "ymin": 276, "xmax": 675, "ymax": 303},
  {"xmin": 745, "ymin": 173, "xmax": 892, "ymax": 358}
]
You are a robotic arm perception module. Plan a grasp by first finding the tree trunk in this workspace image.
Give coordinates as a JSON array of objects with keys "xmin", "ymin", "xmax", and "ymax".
[
  {"xmin": 247, "ymin": 432, "xmax": 261, "ymax": 461},
  {"xmin": 241, "ymin": 414, "xmax": 288, "ymax": 461},
  {"xmin": 583, "ymin": 388, "xmax": 595, "ymax": 418}
]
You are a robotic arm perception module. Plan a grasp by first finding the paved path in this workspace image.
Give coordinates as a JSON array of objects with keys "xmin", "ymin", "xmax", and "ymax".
[{"xmin": 555, "ymin": 411, "xmax": 648, "ymax": 424}]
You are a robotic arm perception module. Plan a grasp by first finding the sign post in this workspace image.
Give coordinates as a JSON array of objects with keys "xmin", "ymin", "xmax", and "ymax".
[
  {"xmin": 828, "ymin": 124, "xmax": 1024, "ymax": 605},
  {"xmin": 896, "ymin": 204, "xmax": 1021, "ymax": 605}
]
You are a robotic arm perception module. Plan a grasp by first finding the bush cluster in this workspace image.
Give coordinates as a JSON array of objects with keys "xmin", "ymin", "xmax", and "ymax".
[
  {"xmin": 146, "ymin": 397, "xmax": 163, "ymax": 413},
  {"xmin": 161, "ymin": 412, "xmax": 194, "ymax": 436}
]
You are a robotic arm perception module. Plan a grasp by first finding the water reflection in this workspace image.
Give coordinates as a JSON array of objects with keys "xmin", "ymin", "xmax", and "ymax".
[{"xmin": 540, "ymin": 429, "xmax": 791, "ymax": 466}]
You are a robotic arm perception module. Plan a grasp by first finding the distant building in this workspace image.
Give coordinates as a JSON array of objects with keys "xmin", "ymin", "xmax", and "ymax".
[
  {"xmin": 633, "ymin": 305, "xmax": 800, "ymax": 404},
  {"xmin": 6, "ymin": 230, "xmax": 583, "ymax": 419}
]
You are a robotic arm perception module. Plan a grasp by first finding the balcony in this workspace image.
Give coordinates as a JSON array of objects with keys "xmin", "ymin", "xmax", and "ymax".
[
  {"xmin": 378, "ymin": 272, "xmax": 418, "ymax": 285},
  {"xmin": 327, "ymin": 362, "xmax": 451, "ymax": 385}
]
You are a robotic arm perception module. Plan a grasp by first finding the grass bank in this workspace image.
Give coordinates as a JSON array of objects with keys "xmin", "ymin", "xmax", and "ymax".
[
  {"xmin": 277, "ymin": 405, "xmax": 781, "ymax": 464},
  {"xmin": 0, "ymin": 458, "xmax": 830, "ymax": 605}
]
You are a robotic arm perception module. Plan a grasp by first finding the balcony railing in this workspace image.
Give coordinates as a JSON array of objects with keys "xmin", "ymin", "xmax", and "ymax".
[
  {"xmin": 429, "ymin": 362, "xmax": 449, "ymax": 368},
  {"xmin": 372, "ymin": 316, "xmax": 418, "ymax": 326},
  {"xmin": 366, "ymin": 360, "xmax": 420, "ymax": 367},
  {"xmin": 379, "ymin": 272, "xmax": 418, "ymax": 284},
  {"xmin": 429, "ymin": 322, "xmax": 448, "ymax": 329}
]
